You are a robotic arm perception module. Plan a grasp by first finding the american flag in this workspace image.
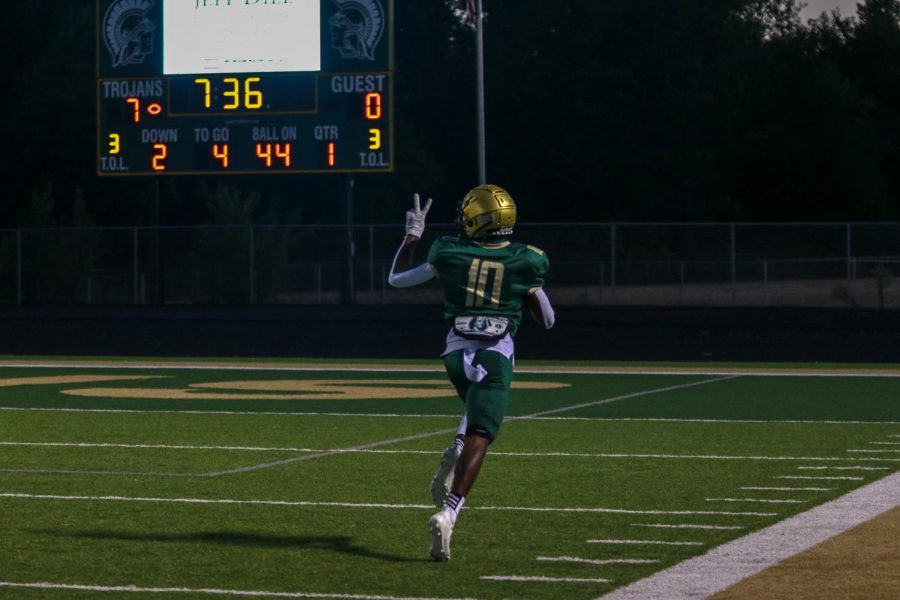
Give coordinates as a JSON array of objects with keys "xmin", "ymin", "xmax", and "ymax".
[{"xmin": 464, "ymin": 0, "xmax": 476, "ymax": 26}]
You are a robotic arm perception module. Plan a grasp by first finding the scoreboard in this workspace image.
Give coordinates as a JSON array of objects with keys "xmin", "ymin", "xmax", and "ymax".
[{"xmin": 97, "ymin": 0, "xmax": 393, "ymax": 176}]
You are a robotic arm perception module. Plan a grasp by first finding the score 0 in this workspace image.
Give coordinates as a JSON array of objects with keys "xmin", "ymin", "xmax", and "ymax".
[{"xmin": 365, "ymin": 92, "xmax": 383, "ymax": 151}]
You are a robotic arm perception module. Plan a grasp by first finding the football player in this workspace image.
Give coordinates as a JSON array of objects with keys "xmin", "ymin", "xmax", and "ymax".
[{"xmin": 388, "ymin": 184, "xmax": 556, "ymax": 561}]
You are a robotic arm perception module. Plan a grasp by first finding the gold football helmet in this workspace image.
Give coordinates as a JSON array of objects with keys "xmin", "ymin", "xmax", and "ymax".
[{"xmin": 459, "ymin": 184, "xmax": 517, "ymax": 238}]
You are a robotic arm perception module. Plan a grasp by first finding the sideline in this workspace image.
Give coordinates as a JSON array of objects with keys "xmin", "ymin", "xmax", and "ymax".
[
  {"xmin": 0, "ymin": 492, "xmax": 777, "ymax": 517},
  {"xmin": 595, "ymin": 470, "xmax": 900, "ymax": 600},
  {"xmin": 0, "ymin": 581, "xmax": 479, "ymax": 600},
  {"xmin": 1, "ymin": 359, "xmax": 900, "ymax": 377}
]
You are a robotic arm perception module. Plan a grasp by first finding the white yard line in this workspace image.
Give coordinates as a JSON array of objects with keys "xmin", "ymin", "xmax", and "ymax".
[
  {"xmin": 797, "ymin": 465, "xmax": 889, "ymax": 471},
  {"xmin": 587, "ymin": 539, "xmax": 704, "ymax": 547},
  {"xmin": 198, "ymin": 431, "xmax": 461, "ymax": 477},
  {"xmin": 0, "ymin": 362, "xmax": 456, "ymax": 374},
  {"xmin": 705, "ymin": 498, "xmax": 805, "ymax": 504},
  {"xmin": 595, "ymin": 470, "xmax": 900, "ymax": 600},
  {"xmin": 0, "ymin": 442, "xmax": 900, "ymax": 480},
  {"xmin": 0, "ymin": 492, "xmax": 778, "ymax": 517},
  {"xmin": 202, "ymin": 376, "xmax": 739, "ymax": 476},
  {"xmin": 870, "ymin": 441, "xmax": 900, "ymax": 445},
  {"xmin": 7, "ymin": 441, "xmax": 899, "ymax": 465},
  {"xmin": 0, "ymin": 468, "xmax": 196, "ymax": 478},
  {"xmin": 533, "ymin": 417, "xmax": 900, "ymax": 425},
  {"xmin": 630, "ymin": 524, "xmax": 743, "ymax": 531},
  {"xmin": 3, "ymin": 406, "xmax": 899, "ymax": 426},
  {"xmin": 0, "ymin": 376, "xmax": 740, "ymax": 478},
  {"xmin": 537, "ymin": 556, "xmax": 659, "ymax": 566},
  {"xmin": 0, "ymin": 582, "xmax": 476, "ymax": 600},
  {"xmin": 486, "ymin": 451, "xmax": 900, "ymax": 462},
  {"xmin": 475, "ymin": 504, "xmax": 774, "ymax": 516},
  {"xmin": 775, "ymin": 475, "xmax": 864, "ymax": 481},
  {"xmin": 509, "ymin": 376, "xmax": 741, "ymax": 421},
  {"xmin": 481, "ymin": 576, "xmax": 610, "ymax": 583},
  {"xmin": 740, "ymin": 487, "xmax": 832, "ymax": 492},
  {"xmin": 0, "ymin": 441, "xmax": 321, "ymax": 452},
  {"xmin": 4, "ymin": 440, "xmax": 897, "ymax": 479},
  {"xmin": 3, "ymin": 359, "xmax": 900, "ymax": 378},
  {"xmin": 0, "ymin": 406, "xmax": 461, "ymax": 419}
]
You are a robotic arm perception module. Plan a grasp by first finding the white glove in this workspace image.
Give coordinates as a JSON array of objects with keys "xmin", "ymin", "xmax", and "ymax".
[{"xmin": 405, "ymin": 193, "xmax": 432, "ymax": 239}]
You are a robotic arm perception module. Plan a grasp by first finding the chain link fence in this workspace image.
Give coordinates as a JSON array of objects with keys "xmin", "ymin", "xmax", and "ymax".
[{"xmin": 1, "ymin": 223, "xmax": 898, "ymax": 308}]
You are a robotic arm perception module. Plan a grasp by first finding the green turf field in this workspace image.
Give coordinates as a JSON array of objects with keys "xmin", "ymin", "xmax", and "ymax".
[{"xmin": 0, "ymin": 358, "xmax": 898, "ymax": 599}]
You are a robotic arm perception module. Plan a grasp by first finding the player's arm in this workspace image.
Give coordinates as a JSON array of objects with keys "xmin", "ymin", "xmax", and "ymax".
[
  {"xmin": 524, "ymin": 288, "xmax": 555, "ymax": 329},
  {"xmin": 388, "ymin": 194, "xmax": 436, "ymax": 288}
]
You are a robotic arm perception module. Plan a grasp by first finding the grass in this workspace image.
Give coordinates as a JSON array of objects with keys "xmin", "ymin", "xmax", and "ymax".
[{"xmin": 0, "ymin": 358, "xmax": 898, "ymax": 599}]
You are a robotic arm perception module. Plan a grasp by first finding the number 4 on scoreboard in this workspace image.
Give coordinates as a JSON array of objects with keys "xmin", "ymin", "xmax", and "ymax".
[{"xmin": 213, "ymin": 144, "xmax": 229, "ymax": 168}]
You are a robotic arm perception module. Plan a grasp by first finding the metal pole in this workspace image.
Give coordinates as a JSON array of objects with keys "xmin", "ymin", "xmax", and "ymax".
[
  {"xmin": 846, "ymin": 222, "xmax": 853, "ymax": 307},
  {"xmin": 475, "ymin": 0, "xmax": 486, "ymax": 184},
  {"xmin": 344, "ymin": 176, "xmax": 356, "ymax": 305},
  {"xmin": 133, "ymin": 227, "xmax": 139, "ymax": 305},
  {"xmin": 730, "ymin": 223, "xmax": 736, "ymax": 302},
  {"xmin": 369, "ymin": 224, "xmax": 375, "ymax": 293},
  {"xmin": 249, "ymin": 225, "xmax": 256, "ymax": 305},
  {"xmin": 599, "ymin": 262, "xmax": 604, "ymax": 303},
  {"xmin": 610, "ymin": 223, "xmax": 616, "ymax": 299},
  {"xmin": 16, "ymin": 229, "xmax": 22, "ymax": 306},
  {"xmin": 316, "ymin": 264, "xmax": 322, "ymax": 305}
]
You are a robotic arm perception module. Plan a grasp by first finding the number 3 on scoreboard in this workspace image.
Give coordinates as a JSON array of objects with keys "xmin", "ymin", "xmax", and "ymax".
[
  {"xmin": 368, "ymin": 128, "xmax": 381, "ymax": 150},
  {"xmin": 152, "ymin": 143, "xmax": 167, "ymax": 171}
]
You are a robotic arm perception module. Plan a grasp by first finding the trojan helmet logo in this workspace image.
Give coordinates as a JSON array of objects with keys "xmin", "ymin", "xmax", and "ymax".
[
  {"xmin": 329, "ymin": 0, "xmax": 385, "ymax": 61},
  {"xmin": 103, "ymin": 0, "xmax": 157, "ymax": 68}
]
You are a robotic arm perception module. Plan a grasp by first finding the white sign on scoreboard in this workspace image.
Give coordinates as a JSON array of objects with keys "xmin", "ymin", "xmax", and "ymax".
[{"xmin": 163, "ymin": 0, "xmax": 321, "ymax": 75}]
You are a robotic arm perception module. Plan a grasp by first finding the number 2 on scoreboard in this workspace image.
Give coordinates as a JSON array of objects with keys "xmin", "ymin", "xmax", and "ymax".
[{"xmin": 152, "ymin": 143, "xmax": 167, "ymax": 171}]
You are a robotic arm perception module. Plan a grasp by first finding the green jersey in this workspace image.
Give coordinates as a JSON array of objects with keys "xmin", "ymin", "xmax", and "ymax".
[{"xmin": 426, "ymin": 236, "xmax": 549, "ymax": 337}]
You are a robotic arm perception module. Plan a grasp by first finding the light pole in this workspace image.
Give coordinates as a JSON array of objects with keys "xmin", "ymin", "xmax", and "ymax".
[{"xmin": 475, "ymin": 0, "xmax": 486, "ymax": 184}]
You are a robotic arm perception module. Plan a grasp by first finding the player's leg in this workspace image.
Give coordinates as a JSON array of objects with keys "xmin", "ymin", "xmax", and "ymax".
[
  {"xmin": 448, "ymin": 432, "xmax": 488, "ymax": 496},
  {"xmin": 430, "ymin": 352, "xmax": 473, "ymax": 508},
  {"xmin": 429, "ymin": 350, "xmax": 512, "ymax": 560},
  {"xmin": 445, "ymin": 349, "xmax": 510, "ymax": 511},
  {"xmin": 430, "ymin": 414, "xmax": 467, "ymax": 507}
]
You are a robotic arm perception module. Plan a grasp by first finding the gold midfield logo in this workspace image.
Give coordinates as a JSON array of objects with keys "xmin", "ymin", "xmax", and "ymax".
[{"xmin": 0, "ymin": 375, "xmax": 569, "ymax": 401}]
